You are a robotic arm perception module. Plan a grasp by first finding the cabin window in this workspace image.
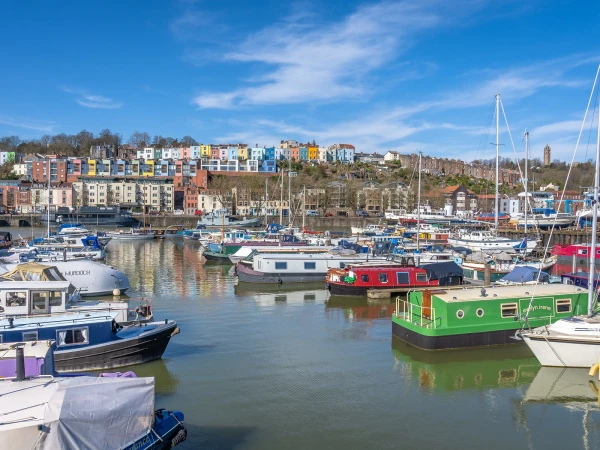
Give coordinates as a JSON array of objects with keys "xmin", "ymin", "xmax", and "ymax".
[
  {"xmin": 304, "ymin": 262, "xmax": 316, "ymax": 270},
  {"xmin": 339, "ymin": 263, "xmax": 346, "ymax": 269},
  {"xmin": 581, "ymin": 250, "xmax": 588, "ymax": 255},
  {"xmin": 22, "ymin": 331, "xmax": 38, "ymax": 341},
  {"xmin": 57, "ymin": 327, "xmax": 89, "ymax": 346},
  {"xmin": 416, "ymin": 273, "xmax": 428, "ymax": 282},
  {"xmin": 501, "ymin": 303, "xmax": 518, "ymax": 318},
  {"xmin": 31, "ymin": 292, "xmax": 47, "ymax": 311},
  {"xmin": 456, "ymin": 310, "xmax": 464, "ymax": 319},
  {"xmin": 6, "ymin": 292, "xmax": 26, "ymax": 307},
  {"xmin": 49, "ymin": 291, "xmax": 62, "ymax": 307},
  {"xmin": 396, "ymin": 272, "xmax": 409, "ymax": 284},
  {"xmin": 379, "ymin": 273, "xmax": 388, "ymax": 283},
  {"xmin": 361, "ymin": 275, "xmax": 369, "ymax": 282},
  {"xmin": 556, "ymin": 299, "xmax": 572, "ymax": 313},
  {"xmin": 275, "ymin": 262, "xmax": 287, "ymax": 270},
  {"xmin": 0, "ymin": 335, "xmax": 2, "ymax": 343},
  {"xmin": 476, "ymin": 308, "xmax": 484, "ymax": 317}
]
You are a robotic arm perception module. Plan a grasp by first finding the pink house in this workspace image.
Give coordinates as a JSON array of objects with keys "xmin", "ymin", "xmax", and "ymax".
[{"xmin": 181, "ymin": 147, "xmax": 191, "ymax": 159}]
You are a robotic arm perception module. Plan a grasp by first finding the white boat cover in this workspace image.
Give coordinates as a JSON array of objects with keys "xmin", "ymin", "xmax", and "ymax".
[{"xmin": 37, "ymin": 376, "xmax": 154, "ymax": 449}]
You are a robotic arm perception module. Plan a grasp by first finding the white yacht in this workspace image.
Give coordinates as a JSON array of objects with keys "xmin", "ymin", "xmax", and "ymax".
[{"xmin": 448, "ymin": 230, "xmax": 537, "ymax": 253}]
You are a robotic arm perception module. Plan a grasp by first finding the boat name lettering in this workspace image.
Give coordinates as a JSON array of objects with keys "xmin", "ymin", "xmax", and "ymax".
[
  {"xmin": 521, "ymin": 305, "xmax": 551, "ymax": 312},
  {"xmin": 63, "ymin": 270, "xmax": 91, "ymax": 276},
  {"xmin": 125, "ymin": 436, "xmax": 151, "ymax": 450}
]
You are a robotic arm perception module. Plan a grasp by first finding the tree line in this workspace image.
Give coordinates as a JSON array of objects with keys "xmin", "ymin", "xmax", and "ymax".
[{"xmin": 0, "ymin": 131, "xmax": 200, "ymax": 157}]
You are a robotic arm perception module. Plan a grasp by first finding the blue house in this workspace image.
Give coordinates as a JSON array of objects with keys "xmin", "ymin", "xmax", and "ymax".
[{"xmin": 299, "ymin": 147, "xmax": 308, "ymax": 161}]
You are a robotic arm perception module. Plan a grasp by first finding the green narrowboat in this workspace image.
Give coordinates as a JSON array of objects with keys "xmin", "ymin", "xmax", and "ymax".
[{"xmin": 392, "ymin": 284, "xmax": 589, "ymax": 350}]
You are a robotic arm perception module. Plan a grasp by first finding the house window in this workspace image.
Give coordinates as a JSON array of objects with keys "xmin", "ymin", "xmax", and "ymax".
[
  {"xmin": 396, "ymin": 272, "xmax": 409, "ymax": 284},
  {"xmin": 22, "ymin": 331, "xmax": 38, "ymax": 341},
  {"xmin": 275, "ymin": 262, "xmax": 287, "ymax": 270},
  {"xmin": 378, "ymin": 273, "xmax": 388, "ymax": 283},
  {"xmin": 416, "ymin": 273, "xmax": 428, "ymax": 282},
  {"xmin": 57, "ymin": 327, "xmax": 89, "ymax": 346},
  {"xmin": 501, "ymin": 303, "xmax": 518, "ymax": 318},
  {"xmin": 556, "ymin": 299, "xmax": 572, "ymax": 313},
  {"xmin": 6, "ymin": 291, "xmax": 26, "ymax": 307}
]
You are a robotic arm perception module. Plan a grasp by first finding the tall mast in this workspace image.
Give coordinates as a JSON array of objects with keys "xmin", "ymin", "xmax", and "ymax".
[
  {"xmin": 588, "ymin": 96, "xmax": 600, "ymax": 318},
  {"xmin": 494, "ymin": 94, "xmax": 500, "ymax": 232},
  {"xmin": 46, "ymin": 159, "xmax": 50, "ymax": 237},
  {"xmin": 288, "ymin": 157, "xmax": 292, "ymax": 227},
  {"xmin": 279, "ymin": 166, "xmax": 283, "ymax": 224},
  {"xmin": 302, "ymin": 185, "xmax": 306, "ymax": 229},
  {"xmin": 416, "ymin": 151, "xmax": 422, "ymax": 251},
  {"xmin": 265, "ymin": 176, "xmax": 268, "ymax": 224},
  {"xmin": 524, "ymin": 131, "xmax": 529, "ymax": 235}
]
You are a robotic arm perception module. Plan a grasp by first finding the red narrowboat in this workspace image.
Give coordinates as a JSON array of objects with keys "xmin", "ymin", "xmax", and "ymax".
[
  {"xmin": 551, "ymin": 244, "xmax": 600, "ymax": 258},
  {"xmin": 325, "ymin": 260, "xmax": 463, "ymax": 296}
]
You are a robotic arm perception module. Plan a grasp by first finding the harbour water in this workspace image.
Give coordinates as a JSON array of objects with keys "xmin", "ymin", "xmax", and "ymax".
[
  {"xmin": 5, "ymin": 228, "xmax": 600, "ymax": 449},
  {"xmin": 101, "ymin": 238, "xmax": 599, "ymax": 449}
]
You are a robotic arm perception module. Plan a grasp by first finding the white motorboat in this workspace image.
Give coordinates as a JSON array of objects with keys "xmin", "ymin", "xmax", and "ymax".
[
  {"xmin": 448, "ymin": 230, "xmax": 538, "ymax": 253},
  {"xmin": 0, "ymin": 260, "xmax": 130, "ymax": 296},
  {"xmin": 515, "ymin": 208, "xmax": 575, "ymax": 229},
  {"xmin": 106, "ymin": 229, "xmax": 155, "ymax": 240}
]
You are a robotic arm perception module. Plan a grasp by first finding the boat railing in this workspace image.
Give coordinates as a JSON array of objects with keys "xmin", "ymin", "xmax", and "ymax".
[
  {"xmin": 394, "ymin": 296, "xmax": 437, "ymax": 329},
  {"xmin": 0, "ymin": 314, "xmax": 115, "ymax": 330}
]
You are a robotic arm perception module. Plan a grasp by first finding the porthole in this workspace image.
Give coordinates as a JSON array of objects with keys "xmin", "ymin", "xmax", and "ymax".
[
  {"xmin": 476, "ymin": 308, "xmax": 484, "ymax": 318},
  {"xmin": 456, "ymin": 310, "xmax": 465, "ymax": 319}
]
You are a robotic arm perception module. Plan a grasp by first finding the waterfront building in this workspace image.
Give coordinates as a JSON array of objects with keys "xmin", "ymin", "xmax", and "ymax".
[
  {"xmin": 0, "ymin": 151, "xmax": 16, "ymax": 165},
  {"xmin": 12, "ymin": 163, "xmax": 28, "ymax": 177},
  {"xmin": 290, "ymin": 147, "xmax": 300, "ymax": 162},
  {"xmin": 299, "ymin": 147, "xmax": 308, "ymax": 161},
  {"xmin": 200, "ymin": 145, "xmax": 211, "ymax": 159},
  {"xmin": 318, "ymin": 147, "xmax": 327, "ymax": 162},
  {"xmin": 251, "ymin": 147, "xmax": 264, "ymax": 161},
  {"xmin": 308, "ymin": 145, "xmax": 319, "ymax": 161}
]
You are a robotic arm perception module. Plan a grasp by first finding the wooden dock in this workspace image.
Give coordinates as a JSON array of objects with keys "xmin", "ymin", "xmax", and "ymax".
[{"xmin": 498, "ymin": 227, "xmax": 598, "ymax": 248}]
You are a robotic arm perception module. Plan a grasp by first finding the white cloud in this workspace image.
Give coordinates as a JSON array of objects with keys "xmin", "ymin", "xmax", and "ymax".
[
  {"xmin": 0, "ymin": 114, "xmax": 57, "ymax": 132},
  {"xmin": 62, "ymin": 87, "xmax": 123, "ymax": 109},
  {"xmin": 192, "ymin": 1, "xmax": 480, "ymax": 108}
]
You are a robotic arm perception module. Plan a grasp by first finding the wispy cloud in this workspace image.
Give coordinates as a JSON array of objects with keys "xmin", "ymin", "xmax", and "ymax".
[
  {"xmin": 62, "ymin": 87, "xmax": 123, "ymax": 109},
  {"xmin": 192, "ymin": 1, "xmax": 482, "ymax": 109},
  {"xmin": 0, "ymin": 114, "xmax": 57, "ymax": 133}
]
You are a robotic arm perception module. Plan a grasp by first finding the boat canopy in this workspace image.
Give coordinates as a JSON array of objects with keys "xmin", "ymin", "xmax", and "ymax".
[
  {"xmin": 500, "ymin": 266, "xmax": 550, "ymax": 283},
  {"xmin": 0, "ymin": 262, "xmax": 67, "ymax": 282},
  {"xmin": 421, "ymin": 261, "xmax": 463, "ymax": 284},
  {"xmin": 337, "ymin": 240, "xmax": 368, "ymax": 254}
]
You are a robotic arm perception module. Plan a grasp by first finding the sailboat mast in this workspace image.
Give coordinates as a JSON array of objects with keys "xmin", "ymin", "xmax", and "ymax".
[
  {"xmin": 288, "ymin": 157, "xmax": 292, "ymax": 227},
  {"xmin": 588, "ymin": 99, "xmax": 600, "ymax": 317},
  {"xmin": 279, "ymin": 168, "xmax": 283, "ymax": 224},
  {"xmin": 417, "ymin": 151, "xmax": 422, "ymax": 250},
  {"xmin": 524, "ymin": 131, "xmax": 529, "ymax": 234},
  {"xmin": 494, "ymin": 94, "xmax": 500, "ymax": 232},
  {"xmin": 46, "ymin": 159, "xmax": 50, "ymax": 237},
  {"xmin": 302, "ymin": 185, "xmax": 306, "ymax": 229},
  {"xmin": 265, "ymin": 177, "xmax": 268, "ymax": 224}
]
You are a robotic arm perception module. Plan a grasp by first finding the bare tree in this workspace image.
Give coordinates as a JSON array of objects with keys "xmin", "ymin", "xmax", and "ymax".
[
  {"xmin": 128, "ymin": 131, "xmax": 151, "ymax": 149},
  {"xmin": 180, "ymin": 136, "xmax": 198, "ymax": 146}
]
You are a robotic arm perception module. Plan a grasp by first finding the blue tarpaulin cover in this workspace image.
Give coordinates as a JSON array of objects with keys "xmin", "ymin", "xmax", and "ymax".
[{"xmin": 500, "ymin": 266, "xmax": 549, "ymax": 283}]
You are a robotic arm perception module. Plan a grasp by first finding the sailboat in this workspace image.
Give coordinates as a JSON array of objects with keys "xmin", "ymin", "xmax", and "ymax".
[
  {"xmin": 447, "ymin": 94, "xmax": 538, "ymax": 254},
  {"xmin": 521, "ymin": 65, "xmax": 600, "ymax": 367}
]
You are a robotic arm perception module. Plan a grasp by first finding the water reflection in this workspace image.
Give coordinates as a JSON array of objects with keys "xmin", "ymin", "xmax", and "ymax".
[
  {"xmin": 391, "ymin": 339, "xmax": 539, "ymax": 394},
  {"xmin": 234, "ymin": 286, "xmax": 329, "ymax": 306},
  {"xmin": 326, "ymin": 296, "xmax": 397, "ymax": 321},
  {"xmin": 123, "ymin": 359, "xmax": 180, "ymax": 395}
]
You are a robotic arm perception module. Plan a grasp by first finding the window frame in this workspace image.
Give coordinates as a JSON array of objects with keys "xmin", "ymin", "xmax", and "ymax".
[
  {"xmin": 274, "ymin": 262, "xmax": 287, "ymax": 270},
  {"xmin": 416, "ymin": 273, "xmax": 428, "ymax": 282},
  {"xmin": 501, "ymin": 303, "xmax": 518, "ymax": 318},
  {"xmin": 378, "ymin": 272, "xmax": 388, "ymax": 283},
  {"xmin": 556, "ymin": 298, "xmax": 572, "ymax": 313},
  {"xmin": 22, "ymin": 331, "xmax": 38, "ymax": 341},
  {"xmin": 304, "ymin": 262, "xmax": 316, "ymax": 270},
  {"xmin": 56, "ymin": 327, "xmax": 90, "ymax": 347},
  {"xmin": 396, "ymin": 272, "xmax": 410, "ymax": 285},
  {"xmin": 5, "ymin": 291, "xmax": 27, "ymax": 308}
]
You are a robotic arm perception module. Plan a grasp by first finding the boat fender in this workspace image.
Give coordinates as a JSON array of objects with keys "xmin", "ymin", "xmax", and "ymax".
[
  {"xmin": 589, "ymin": 363, "xmax": 599, "ymax": 378},
  {"xmin": 453, "ymin": 256, "xmax": 463, "ymax": 265},
  {"xmin": 171, "ymin": 327, "xmax": 181, "ymax": 337}
]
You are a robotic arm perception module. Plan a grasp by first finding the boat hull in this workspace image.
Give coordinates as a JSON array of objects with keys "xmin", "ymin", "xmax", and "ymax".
[
  {"xmin": 327, "ymin": 283, "xmax": 415, "ymax": 296},
  {"xmin": 392, "ymin": 320, "xmax": 521, "ymax": 350},
  {"xmin": 54, "ymin": 321, "xmax": 179, "ymax": 372},
  {"xmin": 236, "ymin": 263, "xmax": 325, "ymax": 284},
  {"xmin": 521, "ymin": 334, "xmax": 600, "ymax": 367}
]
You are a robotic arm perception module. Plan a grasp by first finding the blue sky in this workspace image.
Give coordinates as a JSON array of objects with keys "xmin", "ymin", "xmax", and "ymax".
[{"xmin": 1, "ymin": 0, "xmax": 598, "ymax": 162}]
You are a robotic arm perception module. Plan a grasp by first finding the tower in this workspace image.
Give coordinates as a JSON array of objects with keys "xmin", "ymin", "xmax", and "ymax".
[{"xmin": 543, "ymin": 144, "xmax": 551, "ymax": 166}]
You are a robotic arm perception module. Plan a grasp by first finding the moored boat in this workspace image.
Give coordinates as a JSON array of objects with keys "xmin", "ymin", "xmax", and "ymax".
[
  {"xmin": 392, "ymin": 283, "xmax": 587, "ymax": 350},
  {"xmin": 551, "ymin": 243, "xmax": 600, "ymax": 257},
  {"xmin": 326, "ymin": 260, "xmax": 463, "ymax": 296}
]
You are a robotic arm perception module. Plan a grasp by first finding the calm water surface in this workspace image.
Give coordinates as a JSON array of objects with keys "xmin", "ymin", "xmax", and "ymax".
[
  {"xmin": 6, "ymin": 228, "xmax": 600, "ymax": 449},
  {"xmin": 99, "ymin": 239, "xmax": 600, "ymax": 450}
]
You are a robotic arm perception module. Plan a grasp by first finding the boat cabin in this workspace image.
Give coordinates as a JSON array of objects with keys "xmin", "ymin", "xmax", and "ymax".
[
  {"xmin": 392, "ymin": 284, "xmax": 589, "ymax": 350},
  {"xmin": 0, "ymin": 280, "xmax": 73, "ymax": 316}
]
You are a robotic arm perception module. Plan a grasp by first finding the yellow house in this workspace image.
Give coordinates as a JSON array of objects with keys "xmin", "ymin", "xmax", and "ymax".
[
  {"xmin": 88, "ymin": 159, "xmax": 97, "ymax": 176},
  {"xmin": 200, "ymin": 145, "xmax": 211, "ymax": 158},
  {"xmin": 142, "ymin": 160, "xmax": 155, "ymax": 177},
  {"xmin": 308, "ymin": 146, "xmax": 319, "ymax": 161},
  {"xmin": 238, "ymin": 146, "xmax": 248, "ymax": 161}
]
